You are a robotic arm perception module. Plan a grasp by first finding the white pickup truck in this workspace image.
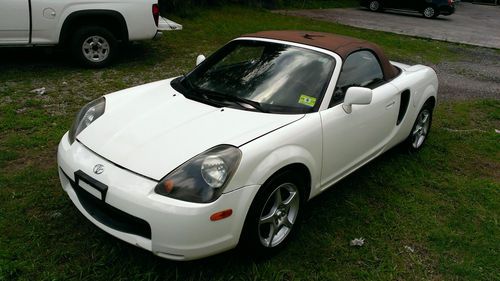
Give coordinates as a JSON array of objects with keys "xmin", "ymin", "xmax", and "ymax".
[{"xmin": 0, "ymin": 0, "xmax": 182, "ymax": 67}]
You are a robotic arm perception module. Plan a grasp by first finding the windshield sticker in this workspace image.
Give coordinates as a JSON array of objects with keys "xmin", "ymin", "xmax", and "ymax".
[{"xmin": 298, "ymin": 95, "xmax": 317, "ymax": 107}]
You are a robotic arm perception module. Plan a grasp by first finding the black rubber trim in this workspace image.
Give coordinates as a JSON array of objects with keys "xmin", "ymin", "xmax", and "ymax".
[
  {"xmin": 61, "ymin": 168, "xmax": 152, "ymax": 239},
  {"xmin": 75, "ymin": 170, "xmax": 108, "ymax": 201},
  {"xmin": 28, "ymin": 0, "xmax": 32, "ymax": 44},
  {"xmin": 397, "ymin": 90, "xmax": 410, "ymax": 126}
]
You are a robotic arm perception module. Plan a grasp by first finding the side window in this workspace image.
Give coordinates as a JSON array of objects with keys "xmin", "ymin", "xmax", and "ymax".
[{"xmin": 329, "ymin": 50, "xmax": 384, "ymax": 107}]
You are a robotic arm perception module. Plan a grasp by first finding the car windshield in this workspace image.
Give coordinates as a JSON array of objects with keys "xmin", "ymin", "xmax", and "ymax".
[{"xmin": 176, "ymin": 40, "xmax": 335, "ymax": 114}]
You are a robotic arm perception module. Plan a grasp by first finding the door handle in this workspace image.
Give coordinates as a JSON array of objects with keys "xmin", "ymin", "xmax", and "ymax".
[{"xmin": 385, "ymin": 101, "xmax": 396, "ymax": 109}]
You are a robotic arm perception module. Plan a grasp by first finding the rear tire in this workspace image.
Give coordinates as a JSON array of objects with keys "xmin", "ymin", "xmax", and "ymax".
[
  {"xmin": 70, "ymin": 26, "xmax": 117, "ymax": 68},
  {"xmin": 240, "ymin": 170, "xmax": 305, "ymax": 257},
  {"xmin": 368, "ymin": 0, "xmax": 382, "ymax": 12},
  {"xmin": 405, "ymin": 102, "xmax": 433, "ymax": 153}
]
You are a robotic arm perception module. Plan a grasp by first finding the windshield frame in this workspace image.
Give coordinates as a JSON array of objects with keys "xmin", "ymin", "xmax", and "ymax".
[{"xmin": 174, "ymin": 38, "xmax": 341, "ymax": 114}]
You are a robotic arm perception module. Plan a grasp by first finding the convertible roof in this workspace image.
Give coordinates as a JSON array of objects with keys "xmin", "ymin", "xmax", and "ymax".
[{"xmin": 242, "ymin": 30, "xmax": 398, "ymax": 80}]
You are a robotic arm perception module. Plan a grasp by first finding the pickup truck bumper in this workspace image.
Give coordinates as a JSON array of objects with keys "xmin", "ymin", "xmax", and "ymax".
[
  {"xmin": 158, "ymin": 17, "xmax": 183, "ymax": 31},
  {"xmin": 153, "ymin": 17, "xmax": 182, "ymax": 40}
]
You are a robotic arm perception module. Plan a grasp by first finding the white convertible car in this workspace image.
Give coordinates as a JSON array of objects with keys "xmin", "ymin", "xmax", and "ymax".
[{"xmin": 57, "ymin": 31, "xmax": 438, "ymax": 260}]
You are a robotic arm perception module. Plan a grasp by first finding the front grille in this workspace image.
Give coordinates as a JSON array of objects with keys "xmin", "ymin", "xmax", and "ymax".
[{"xmin": 61, "ymin": 168, "xmax": 152, "ymax": 239}]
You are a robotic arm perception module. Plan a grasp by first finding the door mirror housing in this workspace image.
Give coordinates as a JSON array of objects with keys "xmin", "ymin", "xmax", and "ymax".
[
  {"xmin": 196, "ymin": 54, "xmax": 206, "ymax": 66},
  {"xmin": 342, "ymin": 87, "xmax": 373, "ymax": 114}
]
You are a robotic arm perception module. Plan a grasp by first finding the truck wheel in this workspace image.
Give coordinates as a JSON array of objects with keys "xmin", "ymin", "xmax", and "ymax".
[
  {"xmin": 71, "ymin": 26, "xmax": 117, "ymax": 68},
  {"xmin": 240, "ymin": 170, "xmax": 304, "ymax": 257}
]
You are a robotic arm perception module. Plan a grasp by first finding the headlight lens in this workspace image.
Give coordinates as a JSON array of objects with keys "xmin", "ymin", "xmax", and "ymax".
[
  {"xmin": 68, "ymin": 97, "xmax": 106, "ymax": 144},
  {"xmin": 201, "ymin": 156, "xmax": 228, "ymax": 188},
  {"xmin": 154, "ymin": 145, "xmax": 242, "ymax": 203}
]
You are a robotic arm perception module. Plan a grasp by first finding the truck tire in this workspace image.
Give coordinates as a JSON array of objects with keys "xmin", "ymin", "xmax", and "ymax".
[{"xmin": 71, "ymin": 26, "xmax": 117, "ymax": 68}]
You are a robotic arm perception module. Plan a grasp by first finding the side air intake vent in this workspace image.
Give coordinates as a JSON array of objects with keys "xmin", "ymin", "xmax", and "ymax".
[{"xmin": 397, "ymin": 90, "xmax": 410, "ymax": 126}]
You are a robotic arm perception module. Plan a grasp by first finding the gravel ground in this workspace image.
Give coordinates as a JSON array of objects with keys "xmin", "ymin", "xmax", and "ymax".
[
  {"xmin": 278, "ymin": 3, "xmax": 500, "ymax": 49},
  {"xmin": 430, "ymin": 47, "xmax": 500, "ymax": 101},
  {"xmin": 277, "ymin": 4, "xmax": 500, "ymax": 102}
]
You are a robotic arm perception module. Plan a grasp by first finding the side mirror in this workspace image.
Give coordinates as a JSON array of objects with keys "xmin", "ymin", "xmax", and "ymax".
[
  {"xmin": 196, "ymin": 54, "xmax": 206, "ymax": 66},
  {"xmin": 342, "ymin": 87, "xmax": 372, "ymax": 114}
]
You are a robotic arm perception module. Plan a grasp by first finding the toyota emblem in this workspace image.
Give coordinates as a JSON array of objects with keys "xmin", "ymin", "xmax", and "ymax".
[{"xmin": 93, "ymin": 164, "xmax": 105, "ymax": 175}]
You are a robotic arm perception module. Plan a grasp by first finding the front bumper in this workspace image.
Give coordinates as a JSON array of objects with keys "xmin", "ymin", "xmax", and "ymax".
[{"xmin": 57, "ymin": 133, "xmax": 259, "ymax": 260}]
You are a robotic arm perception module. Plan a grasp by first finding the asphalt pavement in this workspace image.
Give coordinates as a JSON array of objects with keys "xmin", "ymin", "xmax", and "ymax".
[{"xmin": 279, "ymin": 2, "xmax": 500, "ymax": 49}]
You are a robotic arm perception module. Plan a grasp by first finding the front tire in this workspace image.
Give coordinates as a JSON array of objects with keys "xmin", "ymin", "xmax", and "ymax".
[
  {"xmin": 71, "ymin": 26, "xmax": 117, "ymax": 68},
  {"xmin": 240, "ymin": 170, "xmax": 304, "ymax": 256},
  {"xmin": 423, "ymin": 6, "xmax": 439, "ymax": 19},
  {"xmin": 368, "ymin": 1, "xmax": 382, "ymax": 12},
  {"xmin": 405, "ymin": 103, "xmax": 433, "ymax": 152}
]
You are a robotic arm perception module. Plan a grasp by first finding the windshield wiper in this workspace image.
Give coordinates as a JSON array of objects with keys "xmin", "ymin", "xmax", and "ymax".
[
  {"xmin": 202, "ymin": 91, "xmax": 267, "ymax": 113},
  {"xmin": 180, "ymin": 77, "xmax": 225, "ymax": 105},
  {"xmin": 180, "ymin": 77, "xmax": 267, "ymax": 112}
]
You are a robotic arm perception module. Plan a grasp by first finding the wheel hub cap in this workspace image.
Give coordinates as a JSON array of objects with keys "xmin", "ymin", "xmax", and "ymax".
[
  {"xmin": 424, "ymin": 8, "xmax": 434, "ymax": 17},
  {"xmin": 82, "ymin": 35, "xmax": 110, "ymax": 63},
  {"xmin": 258, "ymin": 183, "xmax": 300, "ymax": 248},
  {"xmin": 412, "ymin": 109, "xmax": 430, "ymax": 149}
]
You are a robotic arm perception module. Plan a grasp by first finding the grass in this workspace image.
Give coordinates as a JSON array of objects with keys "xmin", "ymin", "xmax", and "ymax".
[{"xmin": 0, "ymin": 5, "xmax": 499, "ymax": 281}]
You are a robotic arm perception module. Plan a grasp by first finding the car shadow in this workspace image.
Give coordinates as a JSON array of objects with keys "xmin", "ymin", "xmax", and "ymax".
[
  {"xmin": 0, "ymin": 42, "xmax": 159, "ymax": 72},
  {"xmin": 0, "ymin": 47, "xmax": 69, "ymax": 70}
]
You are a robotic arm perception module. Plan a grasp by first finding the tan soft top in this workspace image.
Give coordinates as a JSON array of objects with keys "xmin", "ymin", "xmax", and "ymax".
[{"xmin": 242, "ymin": 30, "xmax": 398, "ymax": 80}]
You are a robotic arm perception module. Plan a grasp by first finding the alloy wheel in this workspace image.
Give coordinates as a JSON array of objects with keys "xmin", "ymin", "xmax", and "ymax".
[
  {"xmin": 258, "ymin": 183, "xmax": 300, "ymax": 248},
  {"xmin": 411, "ymin": 109, "xmax": 431, "ymax": 149},
  {"xmin": 369, "ymin": 1, "xmax": 380, "ymax": 11},
  {"xmin": 423, "ymin": 7, "xmax": 435, "ymax": 18}
]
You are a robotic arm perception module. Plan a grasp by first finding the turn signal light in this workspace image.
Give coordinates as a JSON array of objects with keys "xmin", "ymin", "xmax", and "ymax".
[{"xmin": 210, "ymin": 209, "xmax": 233, "ymax": 221}]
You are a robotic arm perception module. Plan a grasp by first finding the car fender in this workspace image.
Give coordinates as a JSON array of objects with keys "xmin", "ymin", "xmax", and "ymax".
[
  {"xmin": 385, "ymin": 65, "xmax": 438, "ymax": 148},
  {"xmin": 390, "ymin": 64, "xmax": 437, "ymax": 109},
  {"xmin": 225, "ymin": 114, "xmax": 323, "ymax": 200},
  {"xmin": 409, "ymin": 66, "xmax": 438, "ymax": 109},
  {"xmin": 227, "ymin": 144, "xmax": 318, "ymax": 198}
]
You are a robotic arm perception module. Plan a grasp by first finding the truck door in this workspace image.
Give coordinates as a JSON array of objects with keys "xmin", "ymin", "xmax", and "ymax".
[{"xmin": 0, "ymin": 0, "xmax": 30, "ymax": 44}]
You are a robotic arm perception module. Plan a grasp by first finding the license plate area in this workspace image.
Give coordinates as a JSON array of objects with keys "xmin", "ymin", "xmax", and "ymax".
[{"xmin": 75, "ymin": 170, "xmax": 108, "ymax": 201}]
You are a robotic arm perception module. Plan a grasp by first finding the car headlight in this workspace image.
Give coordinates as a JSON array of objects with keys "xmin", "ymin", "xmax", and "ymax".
[
  {"xmin": 154, "ymin": 145, "xmax": 242, "ymax": 203},
  {"xmin": 68, "ymin": 97, "xmax": 106, "ymax": 144}
]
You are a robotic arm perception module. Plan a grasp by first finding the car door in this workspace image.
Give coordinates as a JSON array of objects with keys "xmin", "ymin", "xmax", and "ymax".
[
  {"xmin": 384, "ymin": 0, "xmax": 403, "ymax": 9},
  {"xmin": 405, "ymin": 0, "xmax": 422, "ymax": 11},
  {"xmin": 0, "ymin": 0, "xmax": 30, "ymax": 44},
  {"xmin": 320, "ymin": 50, "xmax": 400, "ymax": 188}
]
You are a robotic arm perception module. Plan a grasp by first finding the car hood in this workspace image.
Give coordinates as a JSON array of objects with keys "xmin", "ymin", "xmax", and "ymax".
[{"xmin": 77, "ymin": 79, "xmax": 304, "ymax": 181}]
